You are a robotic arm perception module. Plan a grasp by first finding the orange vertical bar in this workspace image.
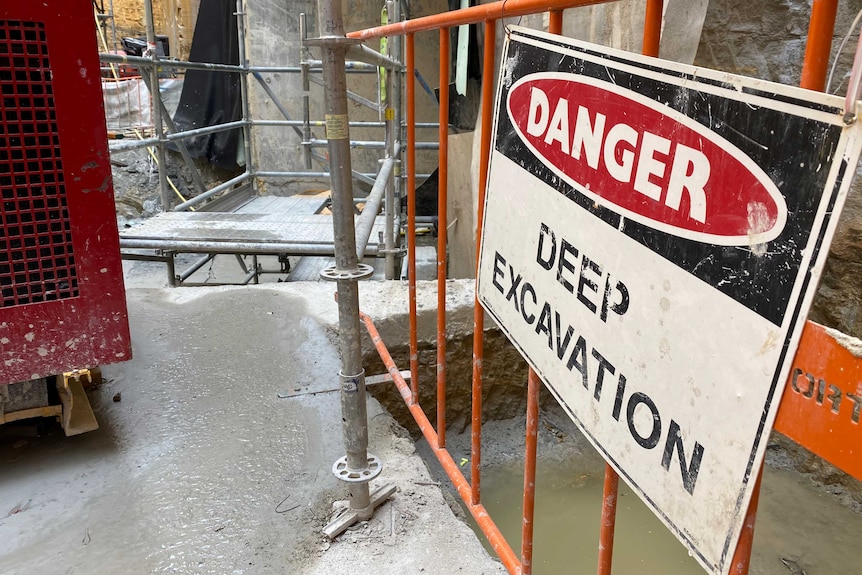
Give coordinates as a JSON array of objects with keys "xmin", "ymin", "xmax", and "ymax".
[
  {"xmin": 406, "ymin": 33, "xmax": 419, "ymax": 405},
  {"xmin": 729, "ymin": 465, "xmax": 764, "ymax": 575},
  {"xmin": 519, "ymin": 11, "xmax": 561, "ymax": 574},
  {"xmin": 800, "ymin": 0, "xmax": 838, "ymax": 91},
  {"xmin": 600, "ymin": 13, "xmax": 661, "ymax": 571},
  {"xmin": 730, "ymin": 3, "xmax": 837, "ymax": 568},
  {"xmin": 437, "ymin": 27, "xmax": 450, "ymax": 448},
  {"xmin": 471, "ymin": 18, "xmax": 496, "ymax": 506},
  {"xmin": 642, "ymin": 0, "xmax": 663, "ymax": 58},
  {"xmin": 729, "ymin": 2, "xmax": 837, "ymax": 567},
  {"xmin": 548, "ymin": 9, "xmax": 563, "ymax": 34},
  {"xmin": 521, "ymin": 369, "xmax": 540, "ymax": 575},
  {"xmin": 596, "ymin": 464, "xmax": 620, "ymax": 575}
]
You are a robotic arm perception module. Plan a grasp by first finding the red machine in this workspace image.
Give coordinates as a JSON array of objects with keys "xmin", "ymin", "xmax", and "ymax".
[{"xmin": 0, "ymin": 1, "xmax": 131, "ymax": 429}]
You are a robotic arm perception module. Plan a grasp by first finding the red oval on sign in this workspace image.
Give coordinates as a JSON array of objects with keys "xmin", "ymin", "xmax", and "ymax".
[{"xmin": 506, "ymin": 73, "xmax": 787, "ymax": 246}]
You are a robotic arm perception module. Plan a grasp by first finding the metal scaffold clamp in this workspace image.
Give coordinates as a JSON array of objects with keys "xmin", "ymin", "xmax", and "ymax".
[
  {"xmin": 331, "ymin": 454, "xmax": 383, "ymax": 483},
  {"xmin": 322, "ymin": 370, "xmax": 396, "ymax": 540},
  {"xmin": 319, "ymin": 263, "xmax": 374, "ymax": 281}
]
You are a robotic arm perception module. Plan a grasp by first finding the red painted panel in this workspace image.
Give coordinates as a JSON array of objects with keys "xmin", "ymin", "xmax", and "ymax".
[
  {"xmin": 775, "ymin": 321, "xmax": 862, "ymax": 482},
  {"xmin": 0, "ymin": 0, "xmax": 130, "ymax": 384}
]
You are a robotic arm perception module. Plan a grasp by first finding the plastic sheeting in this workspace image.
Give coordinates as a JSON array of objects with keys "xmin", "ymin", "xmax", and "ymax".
[
  {"xmin": 102, "ymin": 77, "xmax": 152, "ymax": 132},
  {"xmin": 172, "ymin": 0, "xmax": 243, "ymax": 170}
]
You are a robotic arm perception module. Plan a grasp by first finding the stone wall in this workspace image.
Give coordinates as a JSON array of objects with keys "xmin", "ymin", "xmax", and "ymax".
[{"xmin": 104, "ymin": 0, "xmax": 198, "ymax": 60}]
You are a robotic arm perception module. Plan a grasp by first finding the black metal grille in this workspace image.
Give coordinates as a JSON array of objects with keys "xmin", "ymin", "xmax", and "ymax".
[{"xmin": 0, "ymin": 20, "xmax": 78, "ymax": 307}]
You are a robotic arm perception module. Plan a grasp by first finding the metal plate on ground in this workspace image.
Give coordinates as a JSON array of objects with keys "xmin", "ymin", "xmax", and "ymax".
[
  {"xmin": 120, "ymin": 197, "xmax": 385, "ymax": 251},
  {"xmin": 233, "ymin": 194, "xmax": 327, "ymax": 216},
  {"xmin": 477, "ymin": 28, "xmax": 862, "ymax": 575}
]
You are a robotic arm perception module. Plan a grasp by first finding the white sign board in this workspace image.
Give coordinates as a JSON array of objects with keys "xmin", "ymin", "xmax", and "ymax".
[{"xmin": 477, "ymin": 28, "xmax": 862, "ymax": 575}]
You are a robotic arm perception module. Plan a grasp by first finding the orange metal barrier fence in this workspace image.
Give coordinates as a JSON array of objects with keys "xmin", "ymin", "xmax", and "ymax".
[{"xmin": 348, "ymin": 1, "xmax": 859, "ymax": 574}]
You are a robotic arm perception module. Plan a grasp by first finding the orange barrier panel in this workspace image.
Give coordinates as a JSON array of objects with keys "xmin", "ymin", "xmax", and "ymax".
[
  {"xmin": 360, "ymin": 310, "xmax": 521, "ymax": 573},
  {"xmin": 437, "ymin": 26, "xmax": 450, "ymax": 449},
  {"xmin": 349, "ymin": 2, "xmax": 850, "ymax": 574},
  {"xmin": 774, "ymin": 322, "xmax": 862, "ymax": 481}
]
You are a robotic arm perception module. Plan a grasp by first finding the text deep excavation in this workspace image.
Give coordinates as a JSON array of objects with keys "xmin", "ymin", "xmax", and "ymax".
[{"xmin": 490, "ymin": 222, "xmax": 706, "ymax": 495}]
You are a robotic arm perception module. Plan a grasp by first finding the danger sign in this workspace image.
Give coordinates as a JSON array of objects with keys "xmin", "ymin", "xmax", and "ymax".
[{"xmin": 477, "ymin": 28, "xmax": 862, "ymax": 575}]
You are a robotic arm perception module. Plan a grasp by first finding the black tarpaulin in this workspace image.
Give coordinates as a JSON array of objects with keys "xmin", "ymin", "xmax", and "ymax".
[{"xmin": 172, "ymin": 0, "xmax": 242, "ymax": 170}]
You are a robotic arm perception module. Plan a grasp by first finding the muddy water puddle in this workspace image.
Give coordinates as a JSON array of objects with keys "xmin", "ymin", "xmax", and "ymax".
[{"xmin": 463, "ymin": 458, "xmax": 862, "ymax": 574}]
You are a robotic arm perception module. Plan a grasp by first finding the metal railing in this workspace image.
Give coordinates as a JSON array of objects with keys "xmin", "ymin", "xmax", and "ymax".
[
  {"xmin": 101, "ymin": 0, "xmax": 424, "ymax": 280},
  {"xmin": 345, "ymin": 0, "xmax": 859, "ymax": 574}
]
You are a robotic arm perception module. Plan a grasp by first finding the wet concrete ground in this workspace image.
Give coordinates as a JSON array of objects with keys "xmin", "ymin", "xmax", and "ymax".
[{"xmin": 0, "ymin": 281, "xmax": 503, "ymax": 574}]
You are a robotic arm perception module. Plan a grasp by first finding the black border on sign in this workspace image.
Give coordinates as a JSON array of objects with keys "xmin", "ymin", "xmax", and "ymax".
[
  {"xmin": 497, "ymin": 32, "xmax": 842, "ymax": 326},
  {"xmin": 478, "ymin": 27, "xmax": 855, "ymax": 575},
  {"xmin": 526, "ymin": 32, "xmax": 844, "ymax": 116},
  {"xmin": 723, "ymin": 158, "xmax": 849, "ymax": 562}
]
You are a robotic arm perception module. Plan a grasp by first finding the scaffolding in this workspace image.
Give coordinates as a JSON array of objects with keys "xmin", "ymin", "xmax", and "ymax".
[{"xmin": 101, "ymin": 0, "xmax": 428, "ymax": 285}]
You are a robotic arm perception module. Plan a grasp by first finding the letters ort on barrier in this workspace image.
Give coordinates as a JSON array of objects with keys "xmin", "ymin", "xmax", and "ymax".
[{"xmin": 476, "ymin": 28, "xmax": 862, "ymax": 575}]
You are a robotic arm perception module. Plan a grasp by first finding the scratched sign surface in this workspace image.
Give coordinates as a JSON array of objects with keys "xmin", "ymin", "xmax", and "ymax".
[{"xmin": 477, "ymin": 28, "xmax": 862, "ymax": 575}]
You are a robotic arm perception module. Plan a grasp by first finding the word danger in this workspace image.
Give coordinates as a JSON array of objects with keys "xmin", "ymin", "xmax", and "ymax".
[
  {"xmin": 505, "ymin": 73, "xmax": 787, "ymax": 245},
  {"xmin": 490, "ymin": 227, "xmax": 706, "ymax": 495},
  {"xmin": 526, "ymin": 86, "xmax": 709, "ymax": 222}
]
